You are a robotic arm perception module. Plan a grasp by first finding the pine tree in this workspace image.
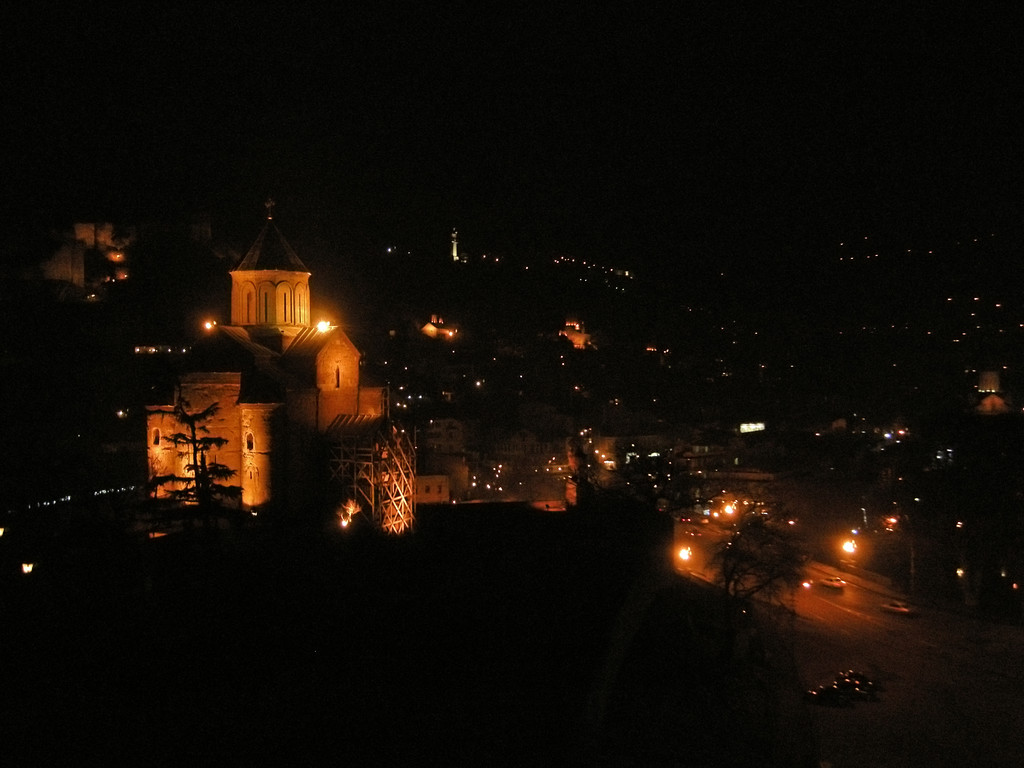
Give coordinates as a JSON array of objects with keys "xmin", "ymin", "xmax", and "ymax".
[{"xmin": 150, "ymin": 396, "xmax": 242, "ymax": 525}]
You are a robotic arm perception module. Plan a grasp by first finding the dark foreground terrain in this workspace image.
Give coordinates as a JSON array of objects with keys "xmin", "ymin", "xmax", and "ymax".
[{"xmin": 0, "ymin": 502, "xmax": 811, "ymax": 766}]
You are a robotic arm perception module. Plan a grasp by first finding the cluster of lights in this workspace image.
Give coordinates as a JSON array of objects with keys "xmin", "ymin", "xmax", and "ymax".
[
  {"xmin": 470, "ymin": 463, "xmax": 506, "ymax": 494},
  {"xmin": 828, "ymin": 294, "xmax": 1020, "ymax": 345},
  {"xmin": 135, "ymin": 345, "xmax": 190, "ymax": 355},
  {"xmin": 836, "ymin": 233, "xmax": 994, "ymax": 262},
  {"xmin": 550, "ymin": 256, "xmax": 633, "ymax": 292},
  {"xmin": 7, "ymin": 485, "xmax": 140, "ymax": 514}
]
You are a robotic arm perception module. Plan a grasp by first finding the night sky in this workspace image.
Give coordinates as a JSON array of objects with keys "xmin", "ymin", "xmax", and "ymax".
[{"xmin": 5, "ymin": 5, "xmax": 1022, "ymax": 275}]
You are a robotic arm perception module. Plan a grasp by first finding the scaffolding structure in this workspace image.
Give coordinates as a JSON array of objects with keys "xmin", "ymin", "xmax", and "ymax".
[{"xmin": 327, "ymin": 415, "xmax": 416, "ymax": 534}]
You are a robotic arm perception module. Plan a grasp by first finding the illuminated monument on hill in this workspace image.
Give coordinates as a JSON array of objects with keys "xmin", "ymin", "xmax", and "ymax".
[{"xmin": 146, "ymin": 202, "xmax": 415, "ymax": 533}]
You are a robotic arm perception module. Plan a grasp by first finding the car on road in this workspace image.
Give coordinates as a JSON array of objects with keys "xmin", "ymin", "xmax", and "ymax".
[
  {"xmin": 837, "ymin": 669, "xmax": 883, "ymax": 693},
  {"xmin": 820, "ymin": 576, "xmax": 847, "ymax": 590},
  {"xmin": 804, "ymin": 683, "xmax": 853, "ymax": 707},
  {"xmin": 834, "ymin": 672, "xmax": 879, "ymax": 701},
  {"xmin": 881, "ymin": 600, "xmax": 916, "ymax": 615}
]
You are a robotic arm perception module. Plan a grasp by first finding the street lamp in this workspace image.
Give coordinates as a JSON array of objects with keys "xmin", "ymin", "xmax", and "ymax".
[{"xmin": 840, "ymin": 535, "xmax": 858, "ymax": 570}]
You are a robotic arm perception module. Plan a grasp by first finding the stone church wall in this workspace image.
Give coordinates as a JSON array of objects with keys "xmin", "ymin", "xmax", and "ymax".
[
  {"xmin": 145, "ymin": 373, "xmax": 243, "ymax": 502},
  {"xmin": 240, "ymin": 403, "xmax": 278, "ymax": 510}
]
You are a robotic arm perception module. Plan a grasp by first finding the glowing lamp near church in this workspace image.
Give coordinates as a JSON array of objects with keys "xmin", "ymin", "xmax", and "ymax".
[
  {"xmin": 316, "ymin": 320, "xmax": 332, "ymax": 333},
  {"xmin": 337, "ymin": 499, "xmax": 361, "ymax": 528},
  {"xmin": 203, "ymin": 320, "xmax": 217, "ymax": 330},
  {"xmin": 22, "ymin": 563, "xmax": 35, "ymax": 574}
]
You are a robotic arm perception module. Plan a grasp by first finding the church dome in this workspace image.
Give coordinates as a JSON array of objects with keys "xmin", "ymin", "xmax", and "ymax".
[
  {"xmin": 232, "ymin": 218, "xmax": 309, "ymax": 273},
  {"xmin": 230, "ymin": 203, "xmax": 311, "ymax": 331}
]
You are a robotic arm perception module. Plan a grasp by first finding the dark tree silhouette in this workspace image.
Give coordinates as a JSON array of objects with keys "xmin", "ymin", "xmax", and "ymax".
[
  {"xmin": 708, "ymin": 514, "xmax": 807, "ymax": 662},
  {"xmin": 150, "ymin": 396, "xmax": 242, "ymax": 525},
  {"xmin": 711, "ymin": 514, "xmax": 806, "ymax": 608}
]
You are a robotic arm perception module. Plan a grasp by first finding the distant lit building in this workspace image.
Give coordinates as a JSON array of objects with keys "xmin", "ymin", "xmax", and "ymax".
[
  {"xmin": 421, "ymin": 314, "xmax": 459, "ymax": 340},
  {"xmin": 146, "ymin": 205, "xmax": 415, "ymax": 532},
  {"xmin": 559, "ymin": 319, "xmax": 592, "ymax": 349},
  {"xmin": 41, "ymin": 221, "xmax": 136, "ymax": 298},
  {"xmin": 975, "ymin": 370, "xmax": 1011, "ymax": 415},
  {"xmin": 417, "ymin": 474, "xmax": 450, "ymax": 504},
  {"xmin": 419, "ymin": 417, "xmax": 471, "ymax": 500}
]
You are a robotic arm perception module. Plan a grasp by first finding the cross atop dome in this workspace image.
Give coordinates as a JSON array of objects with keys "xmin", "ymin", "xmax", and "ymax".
[{"xmin": 265, "ymin": 197, "xmax": 276, "ymax": 220}]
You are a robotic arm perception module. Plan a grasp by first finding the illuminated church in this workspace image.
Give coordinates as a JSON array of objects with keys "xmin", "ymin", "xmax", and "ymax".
[{"xmin": 145, "ymin": 205, "xmax": 415, "ymax": 533}]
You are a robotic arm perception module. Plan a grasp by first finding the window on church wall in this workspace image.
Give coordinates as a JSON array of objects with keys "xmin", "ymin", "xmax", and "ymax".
[
  {"xmin": 276, "ymin": 285, "xmax": 294, "ymax": 325},
  {"xmin": 335, "ymin": 366, "xmax": 340, "ymax": 388},
  {"xmin": 152, "ymin": 428, "xmax": 161, "ymax": 446},
  {"xmin": 246, "ymin": 432, "xmax": 255, "ymax": 451}
]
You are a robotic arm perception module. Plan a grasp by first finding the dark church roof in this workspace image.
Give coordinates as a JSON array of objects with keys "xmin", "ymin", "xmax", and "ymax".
[
  {"xmin": 274, "ymin": 325, "xmax": 361, "ymax": 383},
  {"xmin": 232, "ymin": 219, "xmax": 309, "ymax": 273},
  {"xmin": 281, "ymin": 326, "xmax": 336, "ymax": 358},
  {"xmin": 325, "ymin": 413, "xmax": 386, "ymax": 440}
]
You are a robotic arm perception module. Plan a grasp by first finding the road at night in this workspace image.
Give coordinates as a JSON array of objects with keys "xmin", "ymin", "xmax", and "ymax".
[
  {"xmin": 671, "ymin": 514, "xmax": 1024, "ymax": 767},
  {"xmin": 786, "ymin": 565, "xmax": 1024, "ymax": 767}
]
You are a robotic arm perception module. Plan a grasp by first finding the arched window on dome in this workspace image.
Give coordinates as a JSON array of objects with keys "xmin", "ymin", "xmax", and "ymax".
[
  {"xmin": 263, "ymin": 293, "xmax": 269, "ymax": 323},
  {"xmin": 246, "ymin": 432, "xmax": 255, "ymax": 451},
  {"xmin": 296, "ymin": 285, "xmax": 307, "ymax": 324},
  {"xmin": 276, "ymin": 284, "xmax": 294, "ymax": 325},
  {"xmin": 245, "ymin": 290, "xmax": 254, "ymax": 323}
]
